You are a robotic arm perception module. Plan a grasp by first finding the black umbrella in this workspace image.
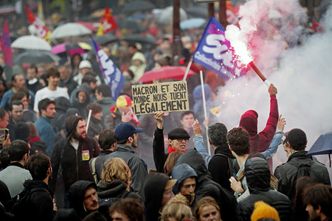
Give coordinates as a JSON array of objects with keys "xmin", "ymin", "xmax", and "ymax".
[
  {"xmin": 122, "ymin": 34, "xmax": 156, "ymax": 45},
  {"xmin": 308, "ymin": 132, "xmax": 332, "ymax": 166},
  {"xmin": 122, "ymin": 1, "xmax": 155, "ymax": 14},
  {"xmin": 95, "ymin": 33, "xmax": 118, "ymax": 45},
  {"xmin": 14, "ymin": 50, "xmax": 60, "ymax": 64},
  {"xmin": 186, "ymin": 6, "xmax": 208, "ymax": 18}
]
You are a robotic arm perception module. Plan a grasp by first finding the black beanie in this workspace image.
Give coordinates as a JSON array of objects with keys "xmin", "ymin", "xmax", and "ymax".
[{"xmin": 168, "ymin": 128, "xmax": 190, "ymax": 140}]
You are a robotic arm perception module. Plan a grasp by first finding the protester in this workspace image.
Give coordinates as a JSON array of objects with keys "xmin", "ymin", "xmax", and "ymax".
[
  {"xmin": 109, "ymin": 198, "xmax": 144, "ymax": 221},
  {"xmin": 274, "ymin": 128, "xmax": 331, "ymax": 200},
  {"xmin": 7, "ymin": 100, "xmax": 23, "ymax": 140},
  {"xmin": 0, "ymin": 140, "xmax": 31, "ymax": 198},
  {"xmin": 237, "ymin": 157, "xmax": 291, "ymax": 221},
  {"xmin": 33, "ymin": 67, "xmax": 69, "ymax": 113},
  {"xmin": 110, "ymin": 122, "xmax": 147, "ymax": 193},
  {"xmin": 74, "ymin": 60, "xmax": 93, "ymax": 85},
  {"xmin": 13, "ymin": 153, "xmax": 54, "ymax": 221},
  {"xmin": 86, "ymin": 103, "xmax": 104, "ymax": 139},
  {"xmin": 239, "ymin": 84, "xmax": 278, "ymax": 154},
  {"xmin": 292, "ymin": 176, "xmax": 318, "ymax": 221},
  {"xmin": 0, "ymin": 73, "xmax": 34, "ymax": 111},
  {"xmin": 26, "ymin": 64, "xmax": 43, "ymax": 95},
  {"xmin": 71, "ymin": 86, "xmax": 90, "ymax": 118},
  {"xmin": 51, "ymin": 115, "xmax": 99, "ymax": 205},
  {"xmin": 11, "ymin": 89, "xmax": 36, "ymax": 122},
  {"xmin": 161, "ymin": 201, "xmax": 193, "ymax": 221},
  {"xmin": 195, "ymin": 196, "xmax": 222, "ymax": 221},
  {"xmin": 95, "ymin": 84, "xmax": 115, "ymax": 128},
  {"xmin": 97, "ymin": 157, "xmax": 141, "ymax": 213},
  {"xmin": 59, "ymin": 64, "xmax": 78, "ymax": 96},
  {"xmin": 143, "ymin": 172, "xmax": 176, "ymax": 221},
  {"xmin": 153, "ymin": 111, "xmax": 190, "ymax": 172},
  {"xmin": 303, "ymin": 184, "xmax": 332, "ymax": 221},
  {"xmin": 68, "ymin": 180, "xmax": 99, "ymax": 220},
  {"xmin": 35, "ymin": 98, "xmax": 57, "ymax": 156},
  {"xmin": 90, "ymin": 129, "xmax": 117, "ymax": 183},
  {"xmin": 171, "ymin": 163, "xmax": 197, "ymax": 207},
  {"xmin": 194, "ymin": 121, "xmax": 235, "ymax": 193},
  {"xmin": 250, "ymin": 201, "xmax": 280, "ymax": 221}
]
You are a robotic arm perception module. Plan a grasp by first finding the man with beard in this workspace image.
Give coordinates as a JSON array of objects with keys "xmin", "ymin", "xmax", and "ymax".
[
  {"xmin": 50, "ymin": 115, "xmax": 99, "ymax": 207},
  {"xmin": 110, "ymin": 122, "xmax": 148, "ymax": 193},
  {"xmin": 303, "ymin": 184, "xmax": 332, "ymax": 221}
]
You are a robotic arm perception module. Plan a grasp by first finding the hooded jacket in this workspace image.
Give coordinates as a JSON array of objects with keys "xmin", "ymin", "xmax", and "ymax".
[
  {"xmin": 68, "ymin": 180, "xmax": 97, "ymax": 219},
  {"xmin": 239, "ymin": 94, "xmax": 278, "ymax": 153},
  {"xmin": 50, "ymin": 116, "xmax": 99, "ymax": 192},
  {"xmin": 175, "ymin": 149, "xmax": 238, "ymax": 221},
  {"xmin": 237, "ymin": 157, "xmax": 291, "ymax": 221},
  {"xmin": 97, "ymin": 179, "xmax": 141, "ymax": 208},
  {"xmin": 171, "ymin": 163, "xmax": 197, "ymax": 194},
  {"xmin": 143, "ymin": 173, "xmax": 170, "ymax": 221}
]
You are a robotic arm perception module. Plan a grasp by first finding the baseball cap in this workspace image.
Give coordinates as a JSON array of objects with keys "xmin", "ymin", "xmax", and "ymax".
[{"xmin": 115, "ymin": 122, "xmax": 143, "ymax": 142}]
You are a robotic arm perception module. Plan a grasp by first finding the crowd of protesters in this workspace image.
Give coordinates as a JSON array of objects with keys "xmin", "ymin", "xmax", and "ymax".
[{"xmin": 0, "ymin": 66, "xmax": 331, "ymax": 221}]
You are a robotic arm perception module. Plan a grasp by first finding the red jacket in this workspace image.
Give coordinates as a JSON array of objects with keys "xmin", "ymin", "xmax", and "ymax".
[{"xmin": 239, "ymin": 95, "xmax": 278, "ymax": 153}]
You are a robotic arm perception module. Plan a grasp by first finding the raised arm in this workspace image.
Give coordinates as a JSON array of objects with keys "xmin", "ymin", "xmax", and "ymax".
[
  {"xmin": 152, "ymin": 112, "xmax": 168, "ymax": 172},
  {"xmin": 193, "ymin": 120, "xmax": 211, "ymax": 166},
  {"xmin": 261, "ymin": 115, "xmax": 286, "ymax": 159}
]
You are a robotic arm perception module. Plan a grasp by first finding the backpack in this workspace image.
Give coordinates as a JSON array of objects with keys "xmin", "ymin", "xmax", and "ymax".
[{"xmin": 11, "ymin": 187, "xmax": 46, "ymax": 219}]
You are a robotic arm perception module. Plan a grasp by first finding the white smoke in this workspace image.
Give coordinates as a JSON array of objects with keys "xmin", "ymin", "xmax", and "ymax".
[{"xmin": 216, "ymin": 0, "xmax": 332, "ymax": 171}]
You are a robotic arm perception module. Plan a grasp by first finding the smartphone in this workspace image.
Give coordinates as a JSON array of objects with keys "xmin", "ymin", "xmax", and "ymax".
[{"xmin": 0, "ymin": 128, "xmax": 9, "ymax": 143}]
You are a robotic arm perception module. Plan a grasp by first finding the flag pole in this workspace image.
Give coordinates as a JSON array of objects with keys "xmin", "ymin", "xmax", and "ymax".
[
  {"xmin": 182, "ymin": 57, "xmax": 193, "ymax": 80},
  {"xmin": 86, "ymin": 109, "xmax": 92, "ymax": 134},
  {"xmin": 200, "ymin": 70, "xmax": 211, "ymax": 155}
]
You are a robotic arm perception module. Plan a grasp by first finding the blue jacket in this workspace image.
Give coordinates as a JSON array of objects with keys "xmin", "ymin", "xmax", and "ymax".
[{"xmin": 35, "ymin": 116, "xmax": 56, "ymax": 156}]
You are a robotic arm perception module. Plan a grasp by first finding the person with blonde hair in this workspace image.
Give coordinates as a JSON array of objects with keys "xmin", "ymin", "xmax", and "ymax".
[
  {"xmin": 195, "ymin": 196, "xmax": 222, "ymax": 221},
  {"xmin": 97, "ymin": 157, "xmax": 141, "ymax": 211},
  {"xmin": 161, "ymin": 201, "xmax": 193, "ymax": 221}
]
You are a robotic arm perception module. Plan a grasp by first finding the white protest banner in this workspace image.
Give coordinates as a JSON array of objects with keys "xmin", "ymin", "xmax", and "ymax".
[{"xmin": 132, "ymin": 81, "xmax": 189, "ymax": 115}]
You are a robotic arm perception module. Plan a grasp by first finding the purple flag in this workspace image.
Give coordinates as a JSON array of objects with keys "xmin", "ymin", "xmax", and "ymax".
[
  {"xmin": 91, "ymin": 38, "xmax": 124, "ymax": 100},
  {"xmin": 193, "ymin": 17, "xmax": 248, "ymax": 79},
  {"xmin": 0, "ymin": 20, "xmax": 13, "ymax": 67}
]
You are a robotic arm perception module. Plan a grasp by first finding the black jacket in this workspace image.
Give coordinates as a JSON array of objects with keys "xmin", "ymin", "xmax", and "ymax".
[
  {"xmin": 97, "ymin": 179, "xmax": 141, "ymax": 208},
  {"xmin": 51, "ymin": 137, "xmax": 99, "ymax": 192},
  {"xmin": 208, "ymin": 146, "xmax": 236, "ymax": 193},
  {"xmin": 238, "ymin": 157, "xmax": 291, "ymax": 221},
  {"xmin": 15, "ymin": 180, "xmax": 54, "ymax": 221},
  {"xmin": 153, "ymin": 128, "xmax": 168, "ymax": 172},
  {"xmin": 274, "ymin": 151, "xmax": 331, "ymax": 200},
  {"xmin": 143, "ymin": 173, "xmax": 170, "ymax": 221}
]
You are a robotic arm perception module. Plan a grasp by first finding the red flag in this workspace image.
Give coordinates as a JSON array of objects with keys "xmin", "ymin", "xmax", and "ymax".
[
  {"xmin": 24, "ymin": 5, "xmax": 50, "ymax": 40},
  {"xmin": 0, "ymin": 19, "xmax": 13, "ymax": 67},
  {"xmin": 97, "ymin": 8, "xmax": 117, "ymax": 36}
]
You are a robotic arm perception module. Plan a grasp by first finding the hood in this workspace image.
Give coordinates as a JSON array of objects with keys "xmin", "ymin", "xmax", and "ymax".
[
  {"xmin": 245, "ymin": 157, "xmax": 270, "ymax": 192},
  {"xmin": 143, "ymin": 173, "xmax": 169, "ymax": 221},
  {"xmin": 97, "ymin": 179, "xmax": 127, "ymax": 199},
  {"xmin": 68, "ymin": 180, "xmax": 96, "ymax": 218},
  {"xmin": 239, "ymin": 110, "xmax": 258, "ymax": 136},
  {"xmin": 175, "ymin": 149, "xmax": 208, "ymax": 183},
  {"xmin": 131, "ymin": 52, "xmax": 146, "ymax": 63},
  {"xmin": 55, "ymin": 96, "xmax": 71, "ymax": 113},
  {"xmin": 171, "ymin": 163, "xmax": 197, "ymax": 194},
  {"xmin": 74, "ymin": 86, "xmax": 90, "ymax": 105}
]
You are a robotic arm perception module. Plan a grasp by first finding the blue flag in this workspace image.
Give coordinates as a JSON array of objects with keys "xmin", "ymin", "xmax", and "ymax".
[
  {"xmin": 193, "ymin": 17, "xmax": 247, "ymax": 79},
  {"xmin": 91, "ymin": 38, "xmax": 124, "ymax": 100}
]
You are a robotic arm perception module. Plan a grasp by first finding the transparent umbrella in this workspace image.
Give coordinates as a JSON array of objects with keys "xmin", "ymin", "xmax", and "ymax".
[
  {"xmin": 51, "ymin": 23, "xmax": 92, "ymax": 39},
  {"xmin": 15, "ymin": 50, "xmax": 60, "ymax": 64},
  {"xmin": 11, "ymin": 35, "xmax": 51, "ymax": 51}
]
